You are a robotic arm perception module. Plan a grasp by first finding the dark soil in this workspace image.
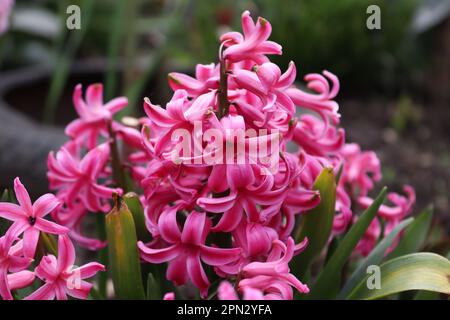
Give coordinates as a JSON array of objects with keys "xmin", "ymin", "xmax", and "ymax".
[{"xmin": 341, "ymin": 98, "xmax": 450, "ymax": 233}]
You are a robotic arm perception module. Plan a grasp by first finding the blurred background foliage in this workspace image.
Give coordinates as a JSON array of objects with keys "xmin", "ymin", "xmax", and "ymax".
[
  {"xmin": 169, "ymin": 0, "xmax": 422, "ymax": 96},
  {"xmin": 0, "ymin": 0, "xmax": 427, "ymax": 104}
]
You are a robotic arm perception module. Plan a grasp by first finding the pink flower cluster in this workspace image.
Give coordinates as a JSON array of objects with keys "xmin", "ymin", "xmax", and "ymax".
[
  {"xmin": 135, "ymin": 10, "xmax": 415, "ymax": 300},
  {"xmin": 0, "ymin": 179, "xmax": 104, "ymax": 300},
  {"xmin": 0, "ymin": 83, "xmax": 129, "ymax": 300},
  {"xmin": 0, "ymin": 10, "xmax": 416, "ymax": 300},
  {"xmin": 48, "ymin": 84, "xmax": 126, "ymax": 250}
]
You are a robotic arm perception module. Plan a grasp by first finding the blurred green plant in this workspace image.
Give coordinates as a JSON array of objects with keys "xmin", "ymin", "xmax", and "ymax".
[
  {"xmin": 390, "ymin": 95, "xmax": 423, "ymax": 133},
  {"xmin": 262, "ymin": 0, "xmax": 420, "ymax": 93},
  {"xmin": 43, "ymin": 0, "xmax": 95, "ymax": 123},
  {"xmin": 0, "ymin": 0, "xmax": 424, "ymax": 121},
  {"xmin": 164, "ymin": 0, "xmax": 421, "ymax": 95}
]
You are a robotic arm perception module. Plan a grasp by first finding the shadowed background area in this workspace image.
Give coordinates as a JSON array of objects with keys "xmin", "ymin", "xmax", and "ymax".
[{"xmin": 0, "ymin": 0, "xmax": 449, "ymax": 242}]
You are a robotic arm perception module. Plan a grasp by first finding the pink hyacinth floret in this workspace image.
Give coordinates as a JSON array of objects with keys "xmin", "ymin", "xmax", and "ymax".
[
  {"xmin": 0, "ymin": 231, "xmax": 34, "ymax": 300},
  {"xmin": 47, "ymin": 143, "xmax": 122, "ymax": 213},
  {"xmin": 138, "ymin": 210, "xmax": 241, "ymax": 298},
  {"xmin": 66, "ymin": 83, "xmax": 128, "ymax": 148},
  {"xmin": 0, "ymin": 178, "xmax": 67, "ymax": 258},
  {"xmin": 25, "ymin": 235, "xmax": 105, "ymax": 300}
]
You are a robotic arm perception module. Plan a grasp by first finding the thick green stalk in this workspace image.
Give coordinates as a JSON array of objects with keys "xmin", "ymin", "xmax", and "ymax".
[
  {"xmin": 122, "ymin": 192, "xmax": 150, "ymax": 242},
  {"xmin": 106, "ymin": 194, "xmax": 146, "ymax": 299},
  {"xmin": 293, "ymin": 167, "xmax": 336, "ymax": 278}
]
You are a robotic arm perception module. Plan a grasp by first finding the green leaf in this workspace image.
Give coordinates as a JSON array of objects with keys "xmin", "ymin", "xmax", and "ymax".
[
  {"xmin": 7, "ymin": 187, "xmax": 17, "ymax": 203},
  {"xmin": 1, "ymin": 189, "xmax": 9, "ymax": 201},
  {"xmin": 414, "ymin": 290, "xmax": 440, "ymax": 300},
  {"xmin": 293, "ymin": 166, "xmax": 335, "ymax": 277},
  {"xmin": 43, "ymin": 0, "xmax": 95, "ymax": 123},
  {"xmin": 338, "ymin": 217, "xmax": 414, "ymax": 298},
  {"xmin": 386, "ymin": 206, "xmax": 433, "ymax": 260},
  {"xmin": 104, "ymin": 0, "xmax": 128, "ymax": 101},
  {"xmin": 347, "ymin": 253, "xmax": 450, "ymax": 299},
  {"xmin": 146, "ymin": 273, "xmax": 162, "ymax": 300},
  {"xmin": 106, "ymin": 194, "xmax": 146, "ymax": 300},
  {"xmin": 335, "ymin": 163, "xmax": 344, "ymax": 185},
  {"xmin": 89, "ymin": 287, "xmax": 105, "ymax": 300},
  {"xmin": 123, "ymin": 51, "xmax": 163, "ymax": 116},
  {"xmin": 123, "ymin": 192, "xmax": 151, "ymax": 242},
  {"xmin": 308, "ymin": 187, "xmax": 387, "ymax": 299},
  {"xmin": 39, "ymin": 232, "xmax": 58, "ymax": 256}
]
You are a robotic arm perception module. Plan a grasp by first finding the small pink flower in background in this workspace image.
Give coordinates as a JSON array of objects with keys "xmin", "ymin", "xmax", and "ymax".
[
  {"xmin": 355, "ymin": 218, "xmax": 382, "ymax": 257},
  {"xmin": 340, "ymin": 143, "xmax": 382, "ymax": 197},
  {"xmin": 332, "ymin": 187, "xmax": 353, "ymax": 235},
  {"xmin": 358, "ymin": 185, "xmax": 415, "ymax": 222},
  {"xmin": 51, "ymin": 202, "xmax": 106, "ymax": 251},
  {"xmin": 0, "ymin": 178, "xmax": 67, "ymax": 258},
  {"xmin": 221, "ymin": 10, "xmax": 282, "ymax": 64},
  {"xmin": 66, "ymin": 84, "xmax": 128, "ymax": 148},
  {"xmin": 163, "ymin": 292, "xmax": 175, "ymax": 300},
  {"xmin": 25, "ymin": 235, "xmax": 105, "ymax": 300},
  {"xmin": 0, "ymin": 231, "xmax": 34, "ymax": 300},
  {"xmin": 286, "ymin": 70, "xmax": 340, "ymax": 129},
  {"xmin": 47, "ymin": 143, "xmax": 122, "ymax": 213},
  {"xmin": 356, "ymin": 186, "xmax": 416, "ymax": 256},
  {"xmin": 138, "ymin": 210, "xmax": 241, "ymax": 298},
  {"xmin": 0, "ymin": 0, "xmax": 14, "ymax": 35}
]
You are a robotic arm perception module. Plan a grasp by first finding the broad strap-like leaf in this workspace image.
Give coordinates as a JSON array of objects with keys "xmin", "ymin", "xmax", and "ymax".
[
  {"xmin": 386, "ymin": 207, "xmax": 433, "ymax": 260},
  {"xmin": 293, "ymin": 166, "xmax": 336, "ymax": 278},
  {"xmin": 338, "ymin": 217, "xmax": 414, "ymax": 298},
  {"xmin": 308, "ymin": 187, "xmax": 387, "ymax": 299},
  {"xmin": 106, "ymin": 195, "xmax": 146, "ymax": 299},
  {"xmin": 347, "ymin": 252, "xmax": 450, "ymax": 299},
  {"xmin": 123, "ymin": 192, "xmax": 151, "ymax": 242},
  {"xmin": 414, "ymin": 290, "xmax": 440, "ymax": 300}
]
